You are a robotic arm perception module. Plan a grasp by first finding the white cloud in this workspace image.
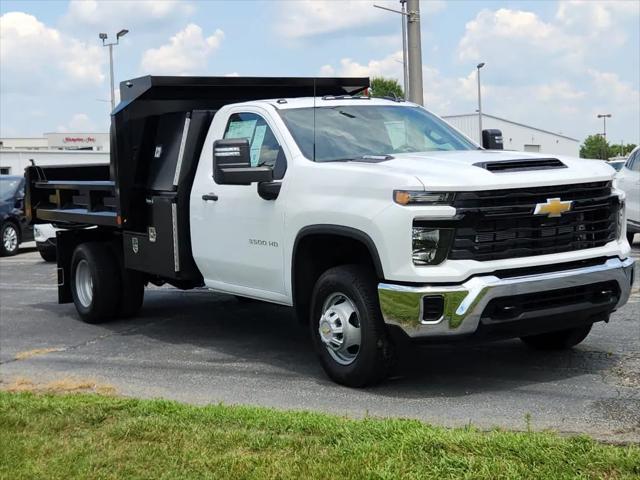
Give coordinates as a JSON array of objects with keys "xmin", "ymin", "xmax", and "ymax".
[
  {"xmin": 588, "ymin": 69, "xmax": 640, "ymax": 108},
  {"xmin": 458, "ymin": 8, "xmax": 580, "ymax": 63},
  {"xmin": 64, "ymin": 0, "xmax": 194, "ymax": 30},
  {"xmin": 458, "ymin": 4, "xmax": 639, "ymax": 71},
  {"xmin": 319, "ymin": 64, "xmax": 336, "ymax": 77},
  {"xmin": 140, "ymin": 24, "xmax": 224, "ymax": 75},
  {"xmin": 277, "ymin": 0, "xmax": 445, "ymax": 38},
  {"xmin": 323, "ymin": 50, "xmax": 404, "ymax": 79},
  {"xmin": 556, "ymin": 1, "xmax": 639, "ymax": 33},
  {"xmin": 56, "ymin": 113, "xmax": 97, "ymax": 133},
  {"xmin": 0, "ymin": 12, "xmax": 105, "ymax": 92}
]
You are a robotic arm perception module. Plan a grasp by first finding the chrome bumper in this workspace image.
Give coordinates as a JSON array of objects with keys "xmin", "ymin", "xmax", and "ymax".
[{"xmin": 378, "ymin": 257, "xmax": 635, "ymax": 339}]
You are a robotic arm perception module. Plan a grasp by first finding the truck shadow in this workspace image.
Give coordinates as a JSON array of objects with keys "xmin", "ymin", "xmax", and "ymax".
[{"xmin": 93, "ymin": 287, "xmax": 619, "ymax": 398}]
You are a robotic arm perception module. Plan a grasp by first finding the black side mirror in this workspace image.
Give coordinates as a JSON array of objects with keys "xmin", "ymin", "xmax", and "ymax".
[
  {"xmin": 213, "ymin": 138, "xmax": 273, "ymax": 185},
  {"xmin": 482, "ymin": 129, "xmax": 503, "ymax": 150}
]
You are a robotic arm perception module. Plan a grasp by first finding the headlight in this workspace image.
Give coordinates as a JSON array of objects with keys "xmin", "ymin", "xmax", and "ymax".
[
  {"xmin": 412, "ymin": 227, "xmax": 453, "ymax": 265},
  {"xmin": 394, "ymin": 190, "xmax": 454, "ymax": 205}
]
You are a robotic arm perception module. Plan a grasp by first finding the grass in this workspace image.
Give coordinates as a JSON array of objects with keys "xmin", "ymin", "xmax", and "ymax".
[{"xmin": 1, "ymin": 392, "xmax": 639, "ymax": 480}]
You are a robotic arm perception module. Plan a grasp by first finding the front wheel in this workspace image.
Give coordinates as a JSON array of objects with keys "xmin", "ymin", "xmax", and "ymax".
[
  {"xmin": 1, "ymin": 222, "xmax": 19, "ymax": 256},
  {"xmin": 520, "ymin": 324, "xmax": 593, "ymax": 350},
  {"xmin": 310, "ymin": 265, "xmax": 395, "ymax": 387}
]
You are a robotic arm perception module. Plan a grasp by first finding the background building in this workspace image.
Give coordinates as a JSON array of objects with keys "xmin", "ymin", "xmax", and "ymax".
[
  {"xmin": 0, "ymin": 133, "xmax": 109, "ymax": 175},
  {"xmin": 0, "ymin": 114, "xmax": 583, "ymax": 176},
  {"xmin": 443, "ymin": 113, "xmax": 580, "ymax": 157}
]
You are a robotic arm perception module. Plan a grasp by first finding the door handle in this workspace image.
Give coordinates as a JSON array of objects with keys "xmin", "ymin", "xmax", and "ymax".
[{"xmin": 202, "ymin": 193, "xmax": 218, "ymax": 201}]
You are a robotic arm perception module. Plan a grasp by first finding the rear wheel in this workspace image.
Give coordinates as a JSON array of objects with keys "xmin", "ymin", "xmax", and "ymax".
[
  {"xmin": 310, "ymin": 264, "xmax": 395, "ymax": 387},
  {"xmin": 520, "ymin": 324, "xmax": 593, "ymax": 350},
  {"xmin": 70, "ymin": 242, "xmax": 121, "ymax": 324},
  {"xmin": 1, "ymin": 222, "xmax": 19, "ymax": 256}
]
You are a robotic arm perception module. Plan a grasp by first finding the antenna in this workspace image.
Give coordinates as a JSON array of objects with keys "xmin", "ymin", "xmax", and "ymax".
[{"xmin": 313, "ymin": 78, "xmax": 317, "ymax": 162}]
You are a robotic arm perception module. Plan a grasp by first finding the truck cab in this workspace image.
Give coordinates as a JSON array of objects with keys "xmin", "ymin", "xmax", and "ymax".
[{"xmin": 25, "ymin": 76, "xmax": 635, "ymax": 387}]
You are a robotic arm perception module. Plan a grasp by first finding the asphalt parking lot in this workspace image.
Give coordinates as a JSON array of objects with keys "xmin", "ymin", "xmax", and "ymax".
[{"xmin": 1, "ymin": 243, "xmax": 639, "ymax": 442}]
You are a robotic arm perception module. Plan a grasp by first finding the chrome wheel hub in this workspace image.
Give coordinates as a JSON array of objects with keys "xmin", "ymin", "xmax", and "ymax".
[
  {"xmin": 3, "ymin": 225, "xmax": 17, "ymax": 252},
  {"xmin": 75, "ymin": 259, "xmax": 93, "ymax": 308},
  {"xmin": 319, "ymin": 292, "xmax": 361, "ymax": 365}
]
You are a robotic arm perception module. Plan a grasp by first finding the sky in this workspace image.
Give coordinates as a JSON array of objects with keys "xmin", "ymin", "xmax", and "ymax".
[{"xmin": 1, "ymin": 0, "xmax": 638, "ymax": 146}]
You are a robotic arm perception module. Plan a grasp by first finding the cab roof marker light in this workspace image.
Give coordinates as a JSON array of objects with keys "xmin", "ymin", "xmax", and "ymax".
[{"xmin": 394, "ymin": 190, "xmax": 455, "ymax": 206}]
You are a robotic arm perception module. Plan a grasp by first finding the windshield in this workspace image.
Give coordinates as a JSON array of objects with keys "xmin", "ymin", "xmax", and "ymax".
[
  {"xmin": 0, "ymin": 178, "xmax": 21, "ymax": 202},
  {"xmin": 279, "ymin": 104, "xmax": 477, "ymax": 162}
]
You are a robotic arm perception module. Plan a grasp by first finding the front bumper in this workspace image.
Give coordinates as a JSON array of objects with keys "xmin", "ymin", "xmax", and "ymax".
[{"xmin": 378, "ymin": 257, "xmax": 635, "ymax": 339}]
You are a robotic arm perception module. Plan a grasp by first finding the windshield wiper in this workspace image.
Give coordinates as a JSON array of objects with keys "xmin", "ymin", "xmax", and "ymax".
[{"xmin": 322, "ymin": 155, "xmax": 394, "ymax": 163}]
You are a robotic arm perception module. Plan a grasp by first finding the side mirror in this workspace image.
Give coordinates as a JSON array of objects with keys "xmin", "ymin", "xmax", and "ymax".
[
  {"xmin": 213, "ymin": 138, "xmax": 273, "ymax": 185},
  {"xmin": 482, "ymin": 129, "xmax": 503, "ymax": 150}
]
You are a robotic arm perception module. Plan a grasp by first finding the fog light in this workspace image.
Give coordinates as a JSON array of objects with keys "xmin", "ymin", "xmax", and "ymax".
[
  {"xmin": 412, "ymin": 227, "xmax": 452, "ymax": 265},
  {"xmin": 422, "ymin": 295, "xmax": 444, "ymax": 322}
]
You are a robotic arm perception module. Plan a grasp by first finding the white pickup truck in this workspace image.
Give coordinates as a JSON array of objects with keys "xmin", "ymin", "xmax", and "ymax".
[{"xmin": 26, "ymin": 76, "xmax": 635, "ymax": 387}]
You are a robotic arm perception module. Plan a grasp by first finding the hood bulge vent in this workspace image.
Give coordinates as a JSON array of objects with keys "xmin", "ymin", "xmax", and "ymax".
[{"xmin": 474, "ymin": 158, "xmax": 567, "ymax": 173}]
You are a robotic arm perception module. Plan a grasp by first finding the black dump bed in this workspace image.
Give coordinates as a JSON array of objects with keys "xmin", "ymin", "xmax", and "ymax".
[{"xmin": 26, "ymin": 76, "xmax": 369, "ymax": 283}]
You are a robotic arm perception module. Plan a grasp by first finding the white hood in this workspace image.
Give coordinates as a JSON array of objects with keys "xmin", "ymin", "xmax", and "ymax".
[{"xmin": 372, "ymin": 150, "xmax": 616, "ymax": 191}]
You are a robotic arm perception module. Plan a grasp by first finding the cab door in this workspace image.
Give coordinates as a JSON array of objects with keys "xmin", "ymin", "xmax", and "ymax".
[{"xmin": 190, "ymin": 106, "xmax": 290, "ymax": 303}]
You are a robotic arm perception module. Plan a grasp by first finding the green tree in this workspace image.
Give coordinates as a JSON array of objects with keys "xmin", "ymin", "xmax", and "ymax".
[
  {"xmin": 608, "ymin": 143, "xmax": 637, "ymax": 158},
  {"xmin": 370, "ymin": 77, "xmax": 404, "ymax": 99},
  {"xmin": 580, "ymin": 134, "xmax": 610, "ymax": 159}
]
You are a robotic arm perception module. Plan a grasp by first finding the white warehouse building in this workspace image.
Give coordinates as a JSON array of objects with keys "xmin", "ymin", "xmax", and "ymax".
[
  {"xmin": 442, "ymin": 113, "xmax": 580, "ymax": 157},
  {"xmin": 0, "ymin": 132, "xmax": 109, "ymax": 175}
]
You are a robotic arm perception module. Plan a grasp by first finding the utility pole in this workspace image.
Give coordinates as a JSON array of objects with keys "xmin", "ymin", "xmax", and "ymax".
[
  {"xmin": 373, "ymin": 1, "xmax": 410, "ymax": 99},
  {"xmin": 406, "ymin": 0, "xmax": 423, "ymax": 105},
  {"xmin": 597, "ymin": 113, "xmax": 611, "ymax": 159},
  {"xmin": 476, "ymin": 62, "xmax": 485, "ymax": 143},
  {"xmin": 99, "ymin": 29, "xmax": 129, "ymax": 112}
]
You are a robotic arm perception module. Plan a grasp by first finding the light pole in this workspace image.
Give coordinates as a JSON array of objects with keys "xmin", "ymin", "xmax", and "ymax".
[
  {"xmin": 99, "ymin": 29, "xmax": 129, "ymax": 112},
  {"xmin": 373, "ymin": 1, "xmax": 409, "ymax": 99},
  {"xmin": 400, "ymin": 0, "xmax": 408, "ymax": 97},
  {"xmin": 597, "ymin": 113, "xmax": 611, "ymax": 159},
  {"xmin": 476, "ymin": 62, "xmax": 485, "ymax": 143}
]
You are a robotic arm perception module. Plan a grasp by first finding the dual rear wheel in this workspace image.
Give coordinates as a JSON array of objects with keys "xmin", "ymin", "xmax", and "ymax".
[{"xmin": 70, "ymin": 242, "xmax": 144, "ymax": 324}]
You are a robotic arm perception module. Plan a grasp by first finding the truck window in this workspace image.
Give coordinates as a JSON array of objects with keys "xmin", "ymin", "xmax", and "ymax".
[
  {"xmin": 0, "ymin": 177, "xmax": 21, "ymax": 202},
  {"xmin": 224, "ymin": 112, "xmax": 281, "ymax": 169},
  {"xmin": 278, "ymin": 105, "xmax": 476, "ymax": 162},
  {"xmin": 626, "ymin": 151, "xmax": 639, "ymax": 172}
]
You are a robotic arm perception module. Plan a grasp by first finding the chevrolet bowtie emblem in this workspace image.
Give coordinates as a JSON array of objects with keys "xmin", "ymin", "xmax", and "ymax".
[{"xmin": 534, "ymin": 198, "xmax": 573, "ymax": 217}]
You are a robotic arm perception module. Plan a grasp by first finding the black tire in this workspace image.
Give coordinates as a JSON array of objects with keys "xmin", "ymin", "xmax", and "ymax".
[
  {"xmin": 520, "ymin": 324, "xmax": 593, "ymax": 351},
  {"xmin": 70, "ymin": 242, "xmax": 121, "ymax": 324},
  {"xmin": 118, "ymin": 268, "xmax": 145, "ymax": 318},
  {"xmin": 627, "ymin": 231, "xmax": 635, "ymax": 246},
  {"xmin": 39, "ymin": 246, "xmax": 57, "ymax": 262},
  {"xmin": 0, "ymin": 222, "xmax": 20, "ymax": 257},
  {"xmin": 310, "ymin": 264, "xmax": 395, "ymax": 387}
]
